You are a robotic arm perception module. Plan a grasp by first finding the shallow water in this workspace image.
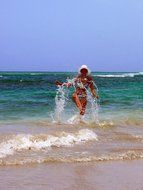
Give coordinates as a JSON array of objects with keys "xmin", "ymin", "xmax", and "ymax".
[
  {"xmin": 0, "ymin": 71, "xmax": 143, "ymax": 166},
  {"xmin": 0, "ymin": 121, "xmax": 143, "ymax": 166}
]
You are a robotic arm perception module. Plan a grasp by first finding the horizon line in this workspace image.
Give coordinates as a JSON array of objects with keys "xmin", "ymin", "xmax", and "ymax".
[{"xmin": 0, "ymin": 70, "xmax": 142, "ymax": 73}]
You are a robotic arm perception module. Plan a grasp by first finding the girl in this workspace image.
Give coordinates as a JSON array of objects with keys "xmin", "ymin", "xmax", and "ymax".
[{"xmin": 55, "ymin": 65, "xmax": 99, "ymax": 115}]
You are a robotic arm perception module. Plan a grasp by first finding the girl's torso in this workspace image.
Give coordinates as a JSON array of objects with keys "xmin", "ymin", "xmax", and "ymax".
[{"xmin": 74, "ymin": 75, "xmax": 93, "ymax": 96}]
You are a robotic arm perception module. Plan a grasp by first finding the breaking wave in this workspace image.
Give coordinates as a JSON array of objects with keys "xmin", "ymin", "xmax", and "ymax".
[
  {"xmin": 0, "ymin": 129, "xmax": 98, "ymax": 159},
  {"xmin": 95, "ymin": 72, "xmax": 143, "ymax": 78},
  {"xmin": 1, "ymin": 150, "xmax": 143, "ymax": 166}
]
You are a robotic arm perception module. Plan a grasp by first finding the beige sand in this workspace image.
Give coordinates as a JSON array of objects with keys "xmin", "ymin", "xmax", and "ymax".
[{"xmin": 1, "ymin": 160, "xmax": 143, "ymax": 190}]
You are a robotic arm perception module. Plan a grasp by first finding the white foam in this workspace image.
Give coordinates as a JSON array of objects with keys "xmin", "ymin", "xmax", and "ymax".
[
  {"xmin": 67, "ymin": 115, "xmax": 87, "ymax": 124},
  {"xmin": 54, "ymin": 86, "xmax": 66, "ymax": 122},
  {"xmin": 30, "ymin": 73, "xmax": 43, "ymax": 75},
  {"xmin": 95, "ymin": 72, "xmax": 143, "ymax": 78},
  {"xmin": 0, "ymin": 129, "xmax": 98, "ymax": 158}
]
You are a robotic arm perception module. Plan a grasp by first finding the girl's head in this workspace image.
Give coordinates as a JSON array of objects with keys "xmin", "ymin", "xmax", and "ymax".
[{"xmin": 78, "ymin": 65, "xmax": 91, "ymax": 76}]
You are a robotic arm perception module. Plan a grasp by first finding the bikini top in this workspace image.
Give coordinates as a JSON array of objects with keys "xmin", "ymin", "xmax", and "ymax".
[{"xmin": 73, "ymin": 75, "xmax": 93, "ymax": 90}]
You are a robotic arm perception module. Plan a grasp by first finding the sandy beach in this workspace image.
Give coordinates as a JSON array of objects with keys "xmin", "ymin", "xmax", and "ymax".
[{"xmin": 1, "ymin": 160, "xmax": 143, "ymax": 190}]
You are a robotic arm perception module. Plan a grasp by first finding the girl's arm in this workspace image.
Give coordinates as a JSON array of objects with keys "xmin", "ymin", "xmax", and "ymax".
[
  {"xmin": 89, "ymin": 81, "xmax": 99, "ymax": 99},
  {"xmin": 55, "ymin": 80, "xmax": 73, "ymax": 87},
  {"xmin": 55, "ymin": 80, "xmax": 63, "ymax": 86}
]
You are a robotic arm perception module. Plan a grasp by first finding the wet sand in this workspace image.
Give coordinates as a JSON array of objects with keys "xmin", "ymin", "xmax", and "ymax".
[{"xmin": 1, "ymin": 160, "xmax": 143, "ymax": 190}]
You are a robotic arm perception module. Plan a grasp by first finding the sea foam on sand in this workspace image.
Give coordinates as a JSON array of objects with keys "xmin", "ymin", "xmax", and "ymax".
[{"xmin": 0, "ymin": 129, "xmax": 98, "ymax": 158}]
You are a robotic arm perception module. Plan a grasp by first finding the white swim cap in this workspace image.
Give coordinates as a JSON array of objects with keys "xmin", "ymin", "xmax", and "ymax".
[{"xmin": 78, "ymin": 65, "xmax": 91, "ymax": 75}]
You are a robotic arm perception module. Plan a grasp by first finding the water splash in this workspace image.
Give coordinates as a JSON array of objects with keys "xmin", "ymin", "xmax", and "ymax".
[
  {"xmin": 86, "ymin": 89, "xmax": 100, "ymax": 124},
  {"xmin": 54, "ymin": 77, "xmax": 100, "ymax": 124},
  {"xmin": 54, "ymin": 85, "xmax": 66, "ymax": 123}
]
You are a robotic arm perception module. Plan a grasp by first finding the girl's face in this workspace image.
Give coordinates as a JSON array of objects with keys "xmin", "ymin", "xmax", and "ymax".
[{"xmin": 80, "ymin": 68, "xmax": 88, "ymax": 76}]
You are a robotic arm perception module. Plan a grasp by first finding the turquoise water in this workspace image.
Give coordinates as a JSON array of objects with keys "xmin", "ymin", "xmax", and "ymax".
[
  {"xmin": 0, "ymin": 71, "xmax": 143, "ymax": 166},
  {"xmin": 0, "ymin": 72, "xmax": 143, "ymax": 124}
]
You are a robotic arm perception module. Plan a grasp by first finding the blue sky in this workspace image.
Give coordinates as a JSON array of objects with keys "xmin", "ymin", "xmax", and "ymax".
[{"xmin": 0, "ymin": 0, "xmax": 143, "ymax": 72}]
